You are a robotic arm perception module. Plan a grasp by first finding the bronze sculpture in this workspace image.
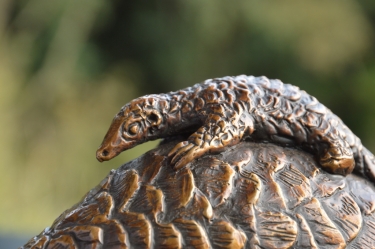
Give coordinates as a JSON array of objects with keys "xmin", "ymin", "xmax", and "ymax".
[
  {"xmin": 22, "ymin": 75, "xmax": 375, "ymax": 248},
  {"xmin": 96, "ymin": 75, "xmax": 375, "ymax": 179},
  {"xmin": 22, "ymin": 140, "xmax": 375, "ymax": 248}
]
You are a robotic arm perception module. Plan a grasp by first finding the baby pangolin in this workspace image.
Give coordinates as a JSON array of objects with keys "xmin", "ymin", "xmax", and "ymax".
[{"xmin": 96, "ymin": 75, "xmax": 375, "ymax": 180}]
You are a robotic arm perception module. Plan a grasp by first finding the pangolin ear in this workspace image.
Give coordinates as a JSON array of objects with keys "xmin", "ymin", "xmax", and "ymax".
[{"xmin": 146, "ymin": 110, "xmax": 162, "ymax": 126}]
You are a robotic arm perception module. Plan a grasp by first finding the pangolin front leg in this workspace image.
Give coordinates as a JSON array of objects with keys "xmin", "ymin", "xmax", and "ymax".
[{"xmin": 169, "ymin": 106, "xmax": 250, "ymax": 169}]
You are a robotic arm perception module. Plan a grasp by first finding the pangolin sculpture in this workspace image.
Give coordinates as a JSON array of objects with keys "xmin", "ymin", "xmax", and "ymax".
[
  {"xmin": 22, "ymin": 140, "xmax": 375, "ymax": 248},
  {"xmin": 96, "ymin": 75, "xmax": 375, "ymax": 180},
  {"xmin": 21, "ymin": 75, "xmax": 375, "ymax": 249}
]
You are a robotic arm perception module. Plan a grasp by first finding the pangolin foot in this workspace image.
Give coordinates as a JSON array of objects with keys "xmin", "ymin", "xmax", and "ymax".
[{"xmin": 320, "ymin": 147, "xmax": 355, "ymax": 176}]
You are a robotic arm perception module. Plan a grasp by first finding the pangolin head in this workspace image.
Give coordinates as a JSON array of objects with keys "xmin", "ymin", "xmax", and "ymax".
[{"xmin": 96, "ymin": 96, "xmax": 166, "ymax": 162}]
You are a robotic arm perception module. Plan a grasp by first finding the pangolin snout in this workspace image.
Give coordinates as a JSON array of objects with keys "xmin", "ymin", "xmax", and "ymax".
[{"xmin": 96, "ymin": 145, "xmax": 118, "ymax": 162}]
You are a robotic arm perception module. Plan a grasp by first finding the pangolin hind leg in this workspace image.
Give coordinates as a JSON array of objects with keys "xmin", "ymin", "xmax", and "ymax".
[
  {"xmin": 168, "ymin": 111, "xmax": 246, "ymax": 169},
  {"xmin": 300, "ymin": 112, "xmax": 355, "ymax": 175},
  {"xmin": 319, "ymin": 139, "xmax": 355, "ymax": 176}
]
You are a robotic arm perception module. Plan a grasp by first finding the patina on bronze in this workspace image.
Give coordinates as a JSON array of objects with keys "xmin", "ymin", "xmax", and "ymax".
[
  {"xmin": 96, "ymin": 75, "xmax": 375, "ymax": 180},
  {"xmin": 23, "ymin": 140, "xmax": 375, "ymax": 248},
  {"xmin": 22, "ymin": 76, "xmax": 375, "ymax": 248}
]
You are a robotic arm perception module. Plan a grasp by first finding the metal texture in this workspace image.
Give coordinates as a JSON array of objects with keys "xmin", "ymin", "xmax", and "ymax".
[
  {"xmin": 22, "ymin": 140, "xmax": 375, "ymax": 249},
  {"xmin": 96, "ymin": 75, "xmax": 375, "ymax": 180}
]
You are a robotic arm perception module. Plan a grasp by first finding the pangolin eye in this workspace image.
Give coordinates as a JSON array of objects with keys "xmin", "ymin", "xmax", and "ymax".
[
  {"xmin": 124, "ymin": 122, "xmax": 141, "ymax": 137},
  {"xmin": 129, "ymin": 123, "xmax": 139, "ymax": 135}
]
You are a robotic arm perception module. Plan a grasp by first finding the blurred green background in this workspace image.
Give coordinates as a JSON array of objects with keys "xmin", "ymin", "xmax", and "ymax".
[{"xmin": 1, "ymin": 0, "xmax": 375, "ymax": 245}]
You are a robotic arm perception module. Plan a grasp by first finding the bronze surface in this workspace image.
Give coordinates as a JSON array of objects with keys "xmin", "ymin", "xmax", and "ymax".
[
  {"xmin": 22, "ymin": 140, "xmax": 375, "ymax": 248},
  {"xmin": 96, "ymin": 75, "xmax": 375, "ymax": 180}
]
